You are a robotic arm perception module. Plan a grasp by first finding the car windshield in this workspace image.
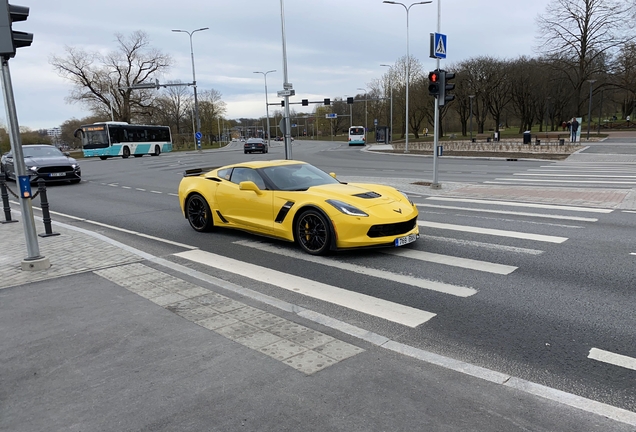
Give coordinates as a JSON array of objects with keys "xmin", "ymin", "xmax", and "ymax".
[
  {"xmin": 22, "ymin": 146, "xmax": 64, "ymax": 158},
  {"xmin": 261, "ymin": 163, "xmax": 340, "ymax": 191}
]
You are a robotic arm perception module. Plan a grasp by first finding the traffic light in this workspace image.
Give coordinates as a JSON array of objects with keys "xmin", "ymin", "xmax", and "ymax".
[
  {"xmin": 0, "ymin": 0, "xmax": 32, "ymax": 58},
  {"xmin": 324, "ymin": 98, "xmax": 330, "ymax": 106},
  {"xmin": 428, "ymin": 70, "xmax": 441, "ymax": 97},
  {"xmin": 438, "ymin": 70, "xmax": 456, "ymax": 107},
  {"xmin": 301, "ymin": 99, "xmax": 308, "ymax": 106},
  {"xmin": 347, "ymin": 97, "xmax": 354, "ymax": 104},
  {"xmin": 281, "ymin": 100, "xmax": 285, "ymax": 107}
]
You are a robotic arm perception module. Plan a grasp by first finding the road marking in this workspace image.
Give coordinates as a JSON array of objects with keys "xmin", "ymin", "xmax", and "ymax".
[
  {"xmin": 426, "ymin": 197, "xmax": 612, "ymax": 213},
  {"xmin": 623, "ymin": 210, "xmax": 636, "ymax": 214},
  {"xmin": 107, "ymin": 183, "xmax": 119, "ymax": 187},
  {"xmin": 418, "ymin": 221, "xmax": 568, "ymax": 243},
  {"xmin": 588, "ymin": 348, "xmax": 636, "ymax": 371},
  {"xmin": 150, "ymin": 190, "xmax": 162, "ymax": 194},
  {"xmin": 514, "ymin": 173, "xmax": 636, "ymax": 178},
  {"xmin": 234, "ymin": 240, "xmax": 477, "ymax": 297},
  {"xmin": 492, "ymin": 178, "xmax": 636, "ymax": 185},
  {"xmin": 174, "ymin": 249, "xmax": 436, "ymax": 327},
  {"xmin": 417, "ymin": 203, "xmax": 598, "ymax": 222},
  {"xmin": 122, "ymin": 186, "xmax": 131, "ymax": 189},
  {"xmin": 630, "ymin": 253, "xmax": 636, "ymax": 256},
  {"xmin": 136, "ymin": 188, "xmax": 146, "ymax": 191},
  {"xmin": 384, "ymin": 249, "xmax": 517, "ymax": 275},
  {"xmin": 168, "ymin": 193, "xmax": 179, "ymax": 197},
  {"xmin": 419, "ymin": 234, "xmax": 544, "ymax": 255},
  {"xmin": 483, "ymin": 181, "xmax": 635, "ymax": 189}
]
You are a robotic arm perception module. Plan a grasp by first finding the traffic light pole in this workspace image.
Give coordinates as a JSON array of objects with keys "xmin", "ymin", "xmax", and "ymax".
[
  {"xmin": 431, "ymin": 0, "xmax": 441, "ymax": 189},
  {"xmin": 1, "ymin": 56, "xmax": 49, "ymax": 270}
]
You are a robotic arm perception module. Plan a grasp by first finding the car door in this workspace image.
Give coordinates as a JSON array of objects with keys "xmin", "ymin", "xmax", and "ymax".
[{"xmin": 215, "ymin": 167, "xmax": 274, "ymax": 234}]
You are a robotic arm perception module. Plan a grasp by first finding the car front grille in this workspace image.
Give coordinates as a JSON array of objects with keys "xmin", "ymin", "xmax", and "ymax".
[
  {"xmin": 36, "ymin": 166, "xmax": 73, "ymax": 174},
  {"xmin": 367, "ymin": 216, "xmax": 417, "ymax": 238}
]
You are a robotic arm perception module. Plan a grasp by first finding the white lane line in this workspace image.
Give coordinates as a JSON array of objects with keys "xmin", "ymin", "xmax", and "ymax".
[
  {"xmin": 588, "ymin": 348, "xmax": 636, "ymax": 371},
  {"xmin": 417, "ymin": 203, "xmax": 598, "ymax": 222},
  {"xmin": 482, "ymin": 181, "xmax": 635, "ymax": 189},
  {"xmin": 418, "ymin": 221, "xmax": 568, "ymax": 243},
  {"xmin": 419, "ymin": 234, "xmax": 544, "ymax": 255},
  {"xmin": 122, "ymin": 186, "xmax": 131, "ymax": 189},
  {"xmin": 174, "ymin": 249, "xmax": 436, "ymax": 327},
  {"xmin": 493, "ymin": 178, "xmax": 636, "ymax": 185},
  {"xmin": 623, "ymin": 210, "xmax": 636, "ymax": 214},
  {"xmin": 168, "ymin": 193, "xmax": 179, "ymax": 197},
  {"xmin": 514, "ymin": 173, "xmax": 636, "ymax": 178},
  {"xmin": 630, "ymin": 253, "xmax": 636, "ymax": 256},
  {"xmin": 136, "ymin": 188, "xmax": 146, "ymax": 191},
  {"xmin": 107, "ymin": 183, "xmax": 119, "ymax": 187},
  {"xmin": 150, "ymin": 190, "xmax": 162, "ymax": 194},
  {"xmin": 235, "ymin": 240, "xmax": 477, "ymax": 297},
  {"xmin": 426, "ymin": 197, "xmax": 613, "ymax": 213},
  {"xmin": 383, "ymin": 249, "xmax": 517, "ymax": 275}
]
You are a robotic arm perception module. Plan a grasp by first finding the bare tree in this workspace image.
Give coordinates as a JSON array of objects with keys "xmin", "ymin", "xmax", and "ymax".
[
  {"xmin": 50, "ymin": 31, "xmax": 172, "ymax": 123},
  {"xmin": 536, "ymin": 0, "xmax": 636, "ymax": 115}
]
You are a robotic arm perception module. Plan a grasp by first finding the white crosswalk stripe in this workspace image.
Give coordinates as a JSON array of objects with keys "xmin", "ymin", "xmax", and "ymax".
[{"xmin": 418, "ymin": 221, "xmax": 568, "ymax": 243}]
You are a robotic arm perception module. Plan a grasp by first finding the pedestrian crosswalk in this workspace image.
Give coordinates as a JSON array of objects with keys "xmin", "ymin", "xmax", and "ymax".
[
  {"xmin": 483, "ymin": 159, "xmax": 636, "ymax": 188},
  {"xmin": 173, "ymin": 197, "xmax": 610, "ymax": 329}
]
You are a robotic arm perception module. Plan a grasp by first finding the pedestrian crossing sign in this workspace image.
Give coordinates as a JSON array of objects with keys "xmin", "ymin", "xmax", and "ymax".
[{"xmin": 430, "ymin": 32, "xmax": 447, "ymax": 59}]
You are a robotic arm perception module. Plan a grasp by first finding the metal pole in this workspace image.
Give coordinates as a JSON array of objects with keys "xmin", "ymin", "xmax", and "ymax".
[
  {"xmin": 598, "ymin": 89, "xmax": 603, "ymax": 135},
  {"xmin": 254, "ymin": 70, "xmax": 276, "ymax": 146},
  {"xmin": 280, "ymin": 0, "xmax": 293, "ymax": 159},
  {"xmin": 469, "ymin": 95, "xmax": 474, "ymax": 141},
  {"xmin": 587, "ymin": 80, "xmax": 596, "ymax": 140},
  {"xmin": 431, "ymin": 0, "xmax": 441, "ymax": 188},
  {"xmin": 1, "ymin": 57, "xmax": 47, "ymax": 266},
  {"xmin": 381, "ymin": 64, "xmax": 394, "ymax": 143},
  {"xmin": 172, "ymin": 28, "xmax": 209, "ymax": 152}
]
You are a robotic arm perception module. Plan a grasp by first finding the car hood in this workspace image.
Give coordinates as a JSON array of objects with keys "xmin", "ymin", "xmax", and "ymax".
[
  {"xmin": 296, "ymin": 182, "xmax": 407, "ymax": 208},
  {"xmin": 24, "ymin": 155, "xmax": 77, "ymax": 167}
]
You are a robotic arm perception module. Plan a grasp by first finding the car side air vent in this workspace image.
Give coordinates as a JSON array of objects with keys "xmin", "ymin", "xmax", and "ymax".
[{"xmin": 353, "ymin": 191, "xmax": 382, "ymax": 199}]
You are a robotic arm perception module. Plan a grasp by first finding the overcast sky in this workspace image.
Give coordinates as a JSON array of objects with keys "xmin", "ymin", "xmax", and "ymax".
[{"xmin": 7, "ymin": 0, "xmax": 552, "ymax": 130}]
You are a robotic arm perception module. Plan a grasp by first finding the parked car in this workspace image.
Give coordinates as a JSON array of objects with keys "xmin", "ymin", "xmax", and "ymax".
[
  {"xmin": 1, "ymin": 144, "xmax": 81, "ymax": 183},
  {"xmin": 244, "ymin": 138, "xmax": 269, "ymax": 154},
  {"xmin": 178, "ymin": 160, "xmax": 419, "ymax": 255}
]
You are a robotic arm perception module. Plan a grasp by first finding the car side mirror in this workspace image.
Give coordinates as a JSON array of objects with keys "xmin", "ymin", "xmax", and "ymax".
[
  {"xmin": 239, "ymin": 181, "xmax": 263, "ymax": 195},
  {"xmin": 329, "ymin": 172, "xmax": 337, "ymax": 178},
  {"xmin": 63, "ymin": 152, "xmax": 70, "ymax": 156}
]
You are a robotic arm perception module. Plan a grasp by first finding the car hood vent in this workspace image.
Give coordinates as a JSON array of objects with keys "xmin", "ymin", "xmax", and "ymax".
[{"xmin": 352, "ymin": 191, "xmax": 382, "ymax": 199}]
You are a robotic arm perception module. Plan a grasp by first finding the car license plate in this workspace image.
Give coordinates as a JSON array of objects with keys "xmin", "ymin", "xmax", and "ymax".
[
  {"xmin": 394, "ymin": 233, "xmax": 418, "ymax": 247},
  {"xmin": 49, "ymin": 172, "xmax": 65, "ymax": 177}
]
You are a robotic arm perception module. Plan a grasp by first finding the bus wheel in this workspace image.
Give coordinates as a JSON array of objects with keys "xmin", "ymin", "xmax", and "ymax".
[
  {"xmin": 99, "ymin": 156, "xmax": 108, "ymax": 160},
  {"xmin": 122, "ymin": 147, "xmax": 130, "ymax": 158},
  {"xmin": 151, "ymin": 145, "xmax": 160, "ymax": 156},
  {"xmin": 134, "ymin": 154, "xmax": 143, "ymax": 158}
]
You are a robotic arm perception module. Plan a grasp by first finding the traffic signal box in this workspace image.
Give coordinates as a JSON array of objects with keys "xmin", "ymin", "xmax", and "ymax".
[
  {"xmin": 428, "ymin": 69, "xmax": 456, "ymax": 107},
  {"xmin": 347, "ymin": 97, "xmax": 354, "ymax": 104},
  {"xmin": 0, "ymin": 0, "xmax": 32, "ymax": 58},
  {"xmin": 428, "ymin": 70, "xmax": 441, "ymax": 97}
]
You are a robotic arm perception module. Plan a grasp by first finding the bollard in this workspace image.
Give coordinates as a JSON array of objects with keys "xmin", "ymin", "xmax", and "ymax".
[
  {"xmin": 37, "ymin": 179, "xmax": 60, "ymax": 237},
  {"xmin": 1, "ymin": 177, "xmax": 18, "ymax": 224}
]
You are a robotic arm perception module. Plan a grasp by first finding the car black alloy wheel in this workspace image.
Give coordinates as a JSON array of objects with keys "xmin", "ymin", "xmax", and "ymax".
[
  {"xmin": 122, "ymin": 147, "xmax": 131, "ymax": 158},
  {"xmin": 295, "ymin": 209, "xmax": 331, "ymax": 255},
  {"xmin": 186, "ymin": 194, "xmax": 213, "ymax": 232}
]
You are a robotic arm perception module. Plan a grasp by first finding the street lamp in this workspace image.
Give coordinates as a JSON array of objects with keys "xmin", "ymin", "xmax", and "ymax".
[
  {"xmin": 383, "ymin": 1, "xmax": 432, "ymax": 153},
  {"xmin": 254, "ymin": 70, "xmax": 276, "ymax": 146},
  {"xmin": 172, "ymin": 27, "xmax": 209, "ymax": 152},
  {"xmin": 469, "ymin": 95, "xmax": 475, "ymax": 141},
  {"xmin": 357, "ymin": 87, "xmax": 368, "ymax": 143},
  {"xmin": 381, "ymin": 64, "xmax": 393, "ymax": 143},
  {"xmin": 587, "ymin": 79, "xmax": 596, "ymax": 140}
]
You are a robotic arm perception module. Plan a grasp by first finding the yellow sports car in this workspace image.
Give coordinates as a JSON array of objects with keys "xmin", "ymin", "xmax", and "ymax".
[{"xmin": 178, "ymin": 160, "xmax": 419, "ymax": 255}]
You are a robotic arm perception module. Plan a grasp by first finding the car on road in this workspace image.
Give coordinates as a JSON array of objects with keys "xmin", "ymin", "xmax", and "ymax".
[
  {"xmin": 1, "ymin": 144, "xmax": 81, "ymax": 183},
  {"xmin": 178, "ymin": 160, "xmax": 419, "ymax": 255},
  {"xmin": 244, "ymin": 138, "xmax": 269, "ymax": 154}
]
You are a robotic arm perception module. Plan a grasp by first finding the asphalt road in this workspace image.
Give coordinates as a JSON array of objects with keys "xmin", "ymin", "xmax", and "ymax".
[{"xmin": 30, "ymin": 139, "xmax": 636, "ymax": 413}]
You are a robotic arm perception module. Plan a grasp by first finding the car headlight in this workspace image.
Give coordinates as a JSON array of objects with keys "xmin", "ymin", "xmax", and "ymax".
[
  {"xmin": 28, "ymin": 166, "xmax": 38, "ymax": 172},
  {"xmin": 72, "ymin": 163, "xmax": 79, "ymax": 170},
  {"xmin": 398, "ymin": 190, "xmax": 414, "ymax": 206},
  {"xmin": 326, "ymin": 199, "xmax": 368, "ymax": 217}
]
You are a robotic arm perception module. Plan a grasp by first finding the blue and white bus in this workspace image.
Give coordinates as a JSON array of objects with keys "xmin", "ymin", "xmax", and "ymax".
[
  {"xmin": 348, "ymin": 126, "xmax": 366, "ymax": 146},
  {"xmin": 75, "ymin": 122, "xmax": 173, "ymax": 160}
]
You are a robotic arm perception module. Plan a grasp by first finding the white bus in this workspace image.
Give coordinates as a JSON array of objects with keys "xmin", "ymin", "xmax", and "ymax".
[
  {"xmin": 74, "ymin": 122, "xmax": 173, "ymax": 160},
  {"xmin": 348, "ymin": 126, "xmax": 366, "ymax": 146}
]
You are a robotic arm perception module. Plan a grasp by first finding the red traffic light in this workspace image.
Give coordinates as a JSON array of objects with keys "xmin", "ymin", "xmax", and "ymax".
[{"xmin": 428, "ymin": 71, "xmax": 440, "ymax": 82}]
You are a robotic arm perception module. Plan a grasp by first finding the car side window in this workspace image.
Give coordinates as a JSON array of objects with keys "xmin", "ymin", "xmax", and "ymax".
[
  {"xmin": 230, "ymin": 167, "xmax": 266, "ymax": 190},
  {"xmin": 217, "ymin": 168, "xmax": 231, "ymax": 180}
]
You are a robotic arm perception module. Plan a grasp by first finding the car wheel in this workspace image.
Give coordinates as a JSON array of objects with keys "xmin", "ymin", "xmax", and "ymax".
[
  {"xmin": 244, "ymin": 151, "xmax": 248, "ymax": 154},
  {"xmin": 152, "ymin": 145, "xmax": 160, "ymax": 156},
  {"xmin": 133, "ymin": 154, "xmax": 143, "ymax": 158},
  {"xmin": 122, "ymin": 147, "xmax": 131, "ymax": 158},
  {"xmin": 186, "ymin": 194, "xmax": 213, "ymax": 232},
  {"xmin": 99, "ymin": 156, "xmax": 108, "ymax": 160},
  {"xmin": 295, "ymin": 209, "xmax": 331, "ymax": 255}
]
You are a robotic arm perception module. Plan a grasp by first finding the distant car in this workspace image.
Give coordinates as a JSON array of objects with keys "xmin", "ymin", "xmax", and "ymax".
[
  {"xmin": 275, "ymin": 137, "xmax": 283, "ymax": 141},
  {"xmin": 244, "ymin": 138, "xmax": 268, "ymax": 154},
  {"xmin": 1, "ymin": 144, "xmax": 81, "ymax": 183},
  {"xmin": 178, "ymin": 160, "xmax": 419, "ymax": 255}
]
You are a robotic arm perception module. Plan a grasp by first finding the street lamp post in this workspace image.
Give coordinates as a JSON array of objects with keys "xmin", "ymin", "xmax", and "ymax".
[
  {"xmin": 383, "ymin": 1, "xmax": 431, "ymax": 153},
  {"xmin": 381, "ymin": 64, "xmax": 393, "ymax": 143},
  {"xmin": 587, "ymin": 79, "xmax": 596, "ymax": 140},
  {"xmin": 469, "ymin": 95, "xmax": 475, "ymax": 141},
  {"xmin": 254, "ymin": 70, "xmax": 276, "ymax": 146},
  {"xmin": 279, "ymin": 0, "xmax": 293, "ymax": 159},
  {"xmin": 357, "ymin": 87, "xmax": 368, "ymax": 143},
  {"xmin": 172, "ymin": 27, "xmax": 209, "ymax": 152}
]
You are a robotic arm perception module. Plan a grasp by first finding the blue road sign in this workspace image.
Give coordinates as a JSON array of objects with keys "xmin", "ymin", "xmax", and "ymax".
[
  {"xmin": 195, "ymin": 131, "xmax": 202, "ymax": 140},
  {"xmin": 434, "ymin": 33, "xmax": 447, "ymax": 59}
]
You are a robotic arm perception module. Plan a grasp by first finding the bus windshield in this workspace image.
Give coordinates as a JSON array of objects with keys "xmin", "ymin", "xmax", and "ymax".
[{"xmin": 82, "ymin": 127, "xmax": 109, "ymax": 149}]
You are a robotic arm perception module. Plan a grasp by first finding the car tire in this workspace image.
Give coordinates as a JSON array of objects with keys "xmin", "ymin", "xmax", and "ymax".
[
  {"xmin": 99, "ymin": 156, "xmax": 108, "ymax": 160},
  {"xmin": 295, "ymin": 209, "xmax": 332, "ymax": 255},
  {"xmin": 122, "ymin": 147, "xmax": 131, "ymax": 158},
  {"xmin": 186, "ymin": 194, "xmax": 214, "ymax": 232},
  {"xmin": 152, "ymin": 145, "xmax": 160, "ymax": 156},
  {"xmin": 244, "ymin": 151, "xmax": 248, "ymax": 154}
]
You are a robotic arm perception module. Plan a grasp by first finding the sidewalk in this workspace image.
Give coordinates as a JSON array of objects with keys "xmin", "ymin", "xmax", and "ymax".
[{"xmin": 1, "ymin": 189, "xmax": 635, "ymax": 430}]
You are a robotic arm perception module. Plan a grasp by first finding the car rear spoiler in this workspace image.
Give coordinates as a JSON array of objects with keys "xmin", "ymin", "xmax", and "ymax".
[{"xmin": 183, "ymin": 167, "xmax": 220, "ymax": 177}]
